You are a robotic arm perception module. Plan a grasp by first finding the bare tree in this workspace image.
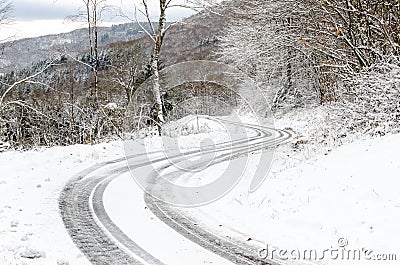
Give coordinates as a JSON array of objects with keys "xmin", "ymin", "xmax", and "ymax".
[
  {"xmin": 70, "ymin": 0, "xmax": 111, "ymax": 103},
  {"xmin": 145, "ymin": 0, "xmax": 167, "ymax": 133},
  {"xmin": 0, "ymin": 0, "xmax": 12, "ymax": 147},
  {"xmin": 0, "ymin": 0, "xmax": 12, "ymax": 50},
  {"xmin": 220, "ymin": 0, "xmax": 400, "ymax": 109},
  {"xmin": 0, "ymin": 0, "xmax": 11, "ymax": 27},
  {"xmin": 133, "ymin": 0, "xmax": 217, "ymax": 134},
  {"xmin": 105, "ymin": 43, "xmax": 146, "ymax": 107},
  {"xmin": 0, "ymin": 64, "xmax": 54, "ymax": 109},
  {"xmin": 219, "ymin": 0, "xmax": 322, "ymax": 108},
  {"xmin": 0, "ymin": 62, "xmax": 58, "ymax": 147}
]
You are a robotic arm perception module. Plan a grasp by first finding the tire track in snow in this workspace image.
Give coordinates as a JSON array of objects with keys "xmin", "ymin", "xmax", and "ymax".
[{"xmin": 59, "ymin": 120, "xmax": 291, "ymax": 264}]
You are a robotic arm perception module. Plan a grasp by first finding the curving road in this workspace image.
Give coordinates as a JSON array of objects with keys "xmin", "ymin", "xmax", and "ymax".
[{"xmin": 59, "ymin": 119, "xmax": 291, "ymax": 265}]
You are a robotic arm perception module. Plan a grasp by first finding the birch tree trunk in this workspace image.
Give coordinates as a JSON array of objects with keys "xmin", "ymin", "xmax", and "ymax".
[
  {"xmin": 138, "ymin": 0, "xmax": 216, "ymax": 135},
  {"xmin": 151, "ymin": 0, "xmax": 167, "ymax": 135},
  {"xmin": 93, "ymin": 0, "xmax": 99, "ymax": 101},
  {"xmin": 82, "ymin": 0, "xmax": 100, "ymax": 104}
]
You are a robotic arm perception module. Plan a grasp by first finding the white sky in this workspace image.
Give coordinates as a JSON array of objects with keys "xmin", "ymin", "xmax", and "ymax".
[{"xmin": 0, "ymin": 0, "xmax": 195, "ymax": 41}]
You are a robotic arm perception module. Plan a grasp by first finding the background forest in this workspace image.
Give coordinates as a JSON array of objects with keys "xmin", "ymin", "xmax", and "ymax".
[{"xmin": 0, "ymin": 0, "xmax": 399, "ymax": 150}]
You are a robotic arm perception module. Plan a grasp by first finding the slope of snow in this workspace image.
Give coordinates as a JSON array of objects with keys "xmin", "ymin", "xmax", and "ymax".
[
  {"xmin": 181, "ymin": 130, "xmax": 400, "ymax": 264},
  {"xmin": 1, "ymin": 109, "xmax": 398, "ymax": 265},
  {"xmin": 0, "ymin": 115, "xmax": 248, "ymax": 265},
  {"xmin": 0, "ymin": 142, "xmax": 124, "ymax": 265},
  {"xmin": 103, "ymin": 173, "xmax": 232, "ymax": 265}
]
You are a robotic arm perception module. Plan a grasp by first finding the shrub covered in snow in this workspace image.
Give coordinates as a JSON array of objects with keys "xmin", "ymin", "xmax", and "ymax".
[
  {"xmin": 334, "ymin": 57, "xmax": 400, "ymax": 136},
  {"xmin": 104, "ymin": 103, "xmax": 118, "ymax": 111},
  {"xmin": 0, "ymin": 141, "xmax": 10, "ymax": 152}
]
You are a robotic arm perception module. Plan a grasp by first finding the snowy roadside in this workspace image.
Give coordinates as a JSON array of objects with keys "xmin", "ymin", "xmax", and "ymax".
[
  {"xmin": 178, "ymin": 108, "xmax": 400, "ymax": 265},
  {"xmin": 0, "ymin": 115, "xmax": 254, "ymax": 265},
  {"xmin": 0, "ymin": 115, "xmax": 245, "ymax": 265},
  {"xmin": 1, "ymin": 107, "xmax": 398, "ymax": 265},
  {"xmin": 0, "ymin": 142, "xmax": 124, "ymax": 265}
]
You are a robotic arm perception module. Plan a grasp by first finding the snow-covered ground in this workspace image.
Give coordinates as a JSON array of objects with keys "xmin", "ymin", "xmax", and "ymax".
[
  {"xmin": 0, "ymin": 108, "xmax": 399, "ymax": 264},
  {"xmin": 0, "ymin": 142, "xmax": 124, "ymax": 265},
  {"xmin": 180, "ymin": 110, "xmax": 400, "ymax": 264}
]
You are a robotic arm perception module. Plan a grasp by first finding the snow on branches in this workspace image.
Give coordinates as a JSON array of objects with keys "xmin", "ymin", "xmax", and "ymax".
[
  {"xmin": 335, "ymin": 56, "xmax": 400, "ymax": 136},
  {"xmin": 219, "ymin": 0, "xmax": 400, "ymax": 111}
]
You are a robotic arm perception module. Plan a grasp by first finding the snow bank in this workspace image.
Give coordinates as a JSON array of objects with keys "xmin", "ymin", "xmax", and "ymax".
[
  {"xmin": 181, "ymin": 130, "xmax": 400, "ymax": 264},
  {"xmin": 2, "ymin": 109, "xmax": 398, "ymax": 265},
  {"xmin": 0, "ymin": 142, "xmax": 124, "ymax": 265}
]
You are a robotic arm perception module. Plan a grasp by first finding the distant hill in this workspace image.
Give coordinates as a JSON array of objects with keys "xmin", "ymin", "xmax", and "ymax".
[
  {"xmin": 0, "ymin": 0, "xmax": 236, "ymax": 74},
  {"xmin": 0, "ymin": 1, "xmax": 237, "ymax": 147},
  {"xmin": 120, "ymin": 2, "xmax": 234, "ymax": 68},
  {"xmin": 0, "ymin": 0, "xmax": 236, "ymax": 79},
  {"xmin": 159, "ymin": 6, "xmax": 227, "ymax": 65},
  {"xmin": 0, "ymin": 22, "xmax": 158, "ymax": 73}
]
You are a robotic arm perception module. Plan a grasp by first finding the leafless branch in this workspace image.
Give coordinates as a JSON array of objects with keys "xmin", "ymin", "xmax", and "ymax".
[{"xmin": 0, "ymin": 61, "xmax": 57, "ymax": 111}]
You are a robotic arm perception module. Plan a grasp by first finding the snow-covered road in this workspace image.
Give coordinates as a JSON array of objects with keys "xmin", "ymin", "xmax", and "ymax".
[
  {"xmin": 59, "ymin": 118, "xmax": 290, "ymax": 264},
  {"xmin": 3, "ymin": 110, "xmax": 399, "ymax": 265}
]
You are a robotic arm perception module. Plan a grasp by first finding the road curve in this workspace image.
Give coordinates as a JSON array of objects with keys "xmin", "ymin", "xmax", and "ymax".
[{"xmin": 59, "ymin": 120, "xmax": 291, "ymax": 265}]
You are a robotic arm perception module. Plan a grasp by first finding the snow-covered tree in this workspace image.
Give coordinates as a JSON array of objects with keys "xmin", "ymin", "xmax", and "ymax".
[
  {"xmin": 105, "ymin": 43, "xmax": 147, "ymax": 107},
  {"xmin": 0, "ymin": 0, "xmax": 12, "ymax": 51},
  {"xmin": 69, "ymin": 0, "xmax": 112, "ymax": 103},
  {"xmin": 134, "ymin": 0, "xmax": 219, "ymax": 134},
  {"xmin": 335, "ymin": 56, "xmax": 400, "ymax": 135},
  {"xmin": 219, "ymin": 0, "xmax": 323, "ymax": 109},
  {"xmin": 219, "ymin": 0, "xmax": 399, "ymax": 109},
  {"xmin": 319, "ymin": 0, "xmax": 399, "ymax": 67}
]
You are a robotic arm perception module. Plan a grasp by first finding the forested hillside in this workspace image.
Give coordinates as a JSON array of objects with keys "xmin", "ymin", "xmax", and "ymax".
[
  {"xmin": 0, "ymin": 0, "xmax": 399, "ymax": 150},
  {"xmin": 219, "ymin": 0, "xmax": 400, "ymax": 136},
  {"xmin": 0, "ymin": 2, "xmax": 226, "ymax": 148},
  {"xmin": 0, "ymin": 22, "xmax": 164, "ymax": 73}
]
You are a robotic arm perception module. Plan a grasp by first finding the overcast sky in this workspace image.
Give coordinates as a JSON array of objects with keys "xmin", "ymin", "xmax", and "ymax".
[{"xmin": 0, "ymin": 0, "xmax": 194, "ymax": 40}]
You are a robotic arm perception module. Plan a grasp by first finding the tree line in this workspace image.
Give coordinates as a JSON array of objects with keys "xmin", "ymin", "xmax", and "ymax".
[
  {"xmin": 219, "ymin": 0, "xmax": 399, "ymax": 135},
  {"xmin": 0, "ymin": 0, "xmax": 221, "ymax": 148},
  {"xmin": 1, "ymin": 0, "xmax": 398, "ymax": 149}
]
